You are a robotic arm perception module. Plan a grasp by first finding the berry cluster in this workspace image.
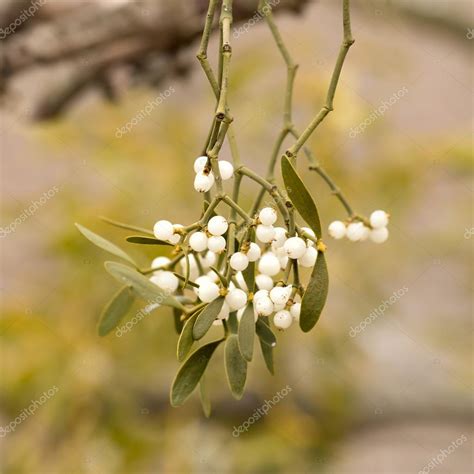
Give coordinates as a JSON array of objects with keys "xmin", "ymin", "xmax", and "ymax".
[
  {"xmin": 193, "ymin": 156, "xmax": 234, "ymax": 193},
  {"xmin": 328, "ymin": 210, "xmax": 390, "ymax": 243},
  {"xmin": 152, "ymin": 206, "xmax": 318, "ymax": 331}
]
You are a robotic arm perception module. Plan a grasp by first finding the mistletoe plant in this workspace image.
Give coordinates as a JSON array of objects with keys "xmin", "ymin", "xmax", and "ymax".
[{"xmin": 77, "ymin": 0, "xmax": 390, "ymax": 413}]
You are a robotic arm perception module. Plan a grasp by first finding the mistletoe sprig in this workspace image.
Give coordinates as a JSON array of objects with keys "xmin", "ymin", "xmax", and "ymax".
[{"xmin": 77, "ymin": 0, "xmax": 390, "ymax": 413}]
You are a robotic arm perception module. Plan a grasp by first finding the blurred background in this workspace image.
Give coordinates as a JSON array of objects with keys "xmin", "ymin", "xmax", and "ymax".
[{"xmin": 0, "ymin": 0, "xmax": 472, "ymax": 473}]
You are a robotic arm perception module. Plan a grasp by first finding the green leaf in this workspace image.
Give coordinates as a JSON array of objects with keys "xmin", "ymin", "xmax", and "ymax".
[
  {"xmin": 227, "ymin": 311, "xmax": 238, "ymax": 334},
  {"xmin": 300, "ymin": 252, "xmax": 329, "ymax": 332},
  {"xmin": 126, "ymin": 236, "xmax": 171, "ymax": 246},
  {"xmin": 173, "ymin": 307, "xmax": 184, "ymax": 334},
  {"xmin": 177, "ymin": 310, "xmax": 200, "ymax": 362},
  {"xmin": 99, "ymin": 216, "xmax": 154, "ymax": 236},
  {"xmin": 257, "ymin": 316, "xmax": 274, "ymax": 375},
  {"xmin": 281, "ymin": 155, "xmax": 322, "ymax": 237},
  {"xmin": 104, "ymin": 261, "xmax": 183, "ymax": 310},
  {"xmin": 259, "ymin": 337, "xmax": 275, "ymax": 375},
  {"xmin": 225, "ymin": 335, "xmax": 247, "ymax": 399},
  {"xmin": 238, "ymin": 303, "xmax": 255, "ymax": 362},
  {"xmin": 170, "ymin": 339, "xmax": 223, "ymax": 407},
  {"xmin": 256, "ymin": 318, "xmax": 277, "ymax": 347},
  {"xmin": 242, "ymin": 261, "xmax": 255, "ymax": 293},
  {"xmin": 193, "ymin": 297, "xmax": 225, "ymax": 340},
  {"xmin": 199, "ymin": 374, "xmax": 212, "ymax": 418},
  {"xmin": 76, "ymin": 223, "xmax": 137, "ymax": 266},
  {"xmin": 97, "ymin": 286, "xmax": 135, "ymax": 336}
]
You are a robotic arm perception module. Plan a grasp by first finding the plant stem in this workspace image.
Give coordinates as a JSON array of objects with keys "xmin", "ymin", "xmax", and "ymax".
[{"xmin": 286, "ymin": 0, "xmax": 354, "ymax": 156}]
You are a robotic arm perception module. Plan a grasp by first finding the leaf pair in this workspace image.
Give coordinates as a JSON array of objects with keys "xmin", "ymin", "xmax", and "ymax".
[{"xmin": 281, "ymin": 156, "xmax": 329, "ymax": 332}]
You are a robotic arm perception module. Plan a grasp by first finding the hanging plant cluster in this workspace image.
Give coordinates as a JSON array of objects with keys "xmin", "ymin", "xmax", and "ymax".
[{"xmin": 77, "ymin": 0, "xmax": 390, "ymax": 414}]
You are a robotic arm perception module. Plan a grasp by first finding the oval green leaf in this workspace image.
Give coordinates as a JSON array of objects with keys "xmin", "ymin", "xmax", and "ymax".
[
  {"xmin": 199, "ymin": 374, "xmax": 212, "ymax": 418},
  {"xmin": 104, "ymin": 261, "xmax": 183, "ymax": 310},
  {"xmin": 256, "ymin": 318, "xmax": 277, "ymax": 347},
  {"xmin": 170, "ymin": 339, "xmax": 223, "ymax": 407},
  {"xmin": 300, "ymin": 252, "xmax": 329, "ymax": 332},
  {"xmin": 225, "ymin": 334, "xmax": 247, "ymax": 399},
  {"xmin": 259, "ymin": 337, "xmax": 275, "ymax": 375},
  {"xmin": 76, "ymin": 223, "xmax": 137, "ymax": 266},
  {"xmin": 238, "ymin": 303, "xmax": 255, "ymax": 362},
  {"xmin": 126, "ymin": 236, "xmax": 171, "ymax": 246},
  {"xmin": 97, "ymin": 285, "xmax": 135, "ymax": 336},
  {"xmin": 281, "ymin": 156, "xmax": 322, "ymax": 237},
  {"xmin": 193, "ymin": 297, "xmax": 225, "ymax": 340},
  {"xmin": 177, "ymin": 310, "xmax": 200, "ymax": 362},
  {"xmin": 99, "ymin": 216, "xmax": 154, "ymax": 236}
]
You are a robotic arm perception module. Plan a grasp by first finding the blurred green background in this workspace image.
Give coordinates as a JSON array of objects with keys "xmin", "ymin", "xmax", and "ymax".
[{"xmin": 1, "ymin": 1, "xmax": 472, "ymax": 473}]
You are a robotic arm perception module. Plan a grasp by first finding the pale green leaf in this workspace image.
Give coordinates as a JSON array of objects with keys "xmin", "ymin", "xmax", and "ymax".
[
  {"xmin": 98, "ymin": 285, "xmax": 135, "ymax": 336},
  {"xmin": 281, "ymin": 156, "xmax": 322, "ymax": 237},
  {"xmin": 170, "ymin": 339, "xmax": 223, "ymax": 407},
  {"xmin": 238, "ymin": 303, "xmax": 255, "ymax": 362},
  {"xmin": 225, "ymin": 334, "xmax": 247, "ymax": 399},
  {"xmin": 300, "ymin": 252, "xmax": 329, "ymax": 332},
  {"xmin": 126, "ymin": 236, "xmax": 171, "ymax": 246},
  {"xmin": 104, "ymin": 261, "xmax": 183, "ymax": 310},
  {"xmin": 193, "ymin": 297, "xmax": 225, "ymax": 340},
  {"xmin": 177, "ymin": 310, "xmax": 200, "ymax": 362},
  {"xmin": 76, "ymin": 223, "xmax": 136, "ymax": 266}
]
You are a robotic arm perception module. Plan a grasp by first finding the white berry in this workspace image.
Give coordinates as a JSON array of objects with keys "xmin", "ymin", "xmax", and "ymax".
[
  {"xmin": 217, "ymin": 302, "xmax": 230, "ymax": 320},
  {"xmin": 370, "ymin": 210, "xmax": 389, "ymax": 229},
  {"xmin": 300, "ymin": 226, "xmax": 316, "ymax": 246},
  {"xmin": 255, "ymin": 296, "xmax": 274, "ymax": 316},
  {"xmin": 180, "ymin": 254, "xmax": 199, "ymax": 280},
  {"xmin": 153, "ymin": 220, "xmax": 174, "ymax": 241},
  {"xmin": 370, "ymin": 226, "xmax": 389, "ymax": 243},
  {"xmin": 259, "ymin": 207, "xmax": 277, "ymax": 226},
  {"xmin": 225, "ymin": 288, "xmax": 248, "ymax": 311},
  {"xmin": 207, "ymin": 235, "xmax": 226, "ymax": 253},
  {"xmin": 208, "ymin": 215, "xmax": 228, "ymax": 236},
  {"xmin": 256, "ymin": 224, "xmax": 276, "ymax": 243},
  {"xmin": 218, "ymin": 160, "xmax": 234, "ymax": 180},
  {"xmin": 272, "ymin": 227, "xmax": 287, "ymax": 249},
  {"xmin": 151, "ymin": 256, "xmax": 170, "ymax": 271},
  {"xmin": 235, "ymin": 272, "xmax": 248, "ymax": 291},
  {"xmin": 202, "ymin": 250, "xmax": 216, "ymax": 268},
  {"xmin": 283, "ymin": 236, "xmax": 307, "ymax": 259},
  {"xmin": 253, "ymin": 289, "xmax": 269, "ymax": 301},
  {"xmin": 258, "ymin": 252, "xmax": 281, "ymax": 276},
  {"xmin": 197, "ymin": 281, "xmax": 220, "ymax": 303},
  {"xmin": 194, "ymin": 171, "xmax": 215, "ymax": 193},
  {"xmin": 246, "ymin": 242, "xmax": 261, "ymax": 262},
  {"xmin": 298, "ymin": 246, "xmax": 318, "ymax": 267},
  {"xmin": 290, "ymin": 303, "xmax": 301, "ymax": 321},
  {"xmin": 189, "ymin": 231, "xmax": 208, "ymax": 252},
  {"xmin": 273, "ymin": 310, "xmax": 293, "ymax": 329},
  {"xmin": 150, "ymin": 271, "xmax": 179, "ymax": 293},
  {"xmin": 346, "ymin": 222, "xmax": 365, "ymax": 242},
  {"xmin": 360, "ymin": 225, "xmax": 370, "ymax": 241},
  {"xmin": 256, "ymin": 274, "xmax": 274, "ymax": 291},
  {"xmin": 270, "ymin": 286, "xmax": 292, "ymax": 305},
  {"xmin": 328, "ymin": 220, "xmax": 346, "ymax": 239},
  {"xmin": 194, "ymin": 155, "xmax": 208, "ymax": 173},
  {"xmin": 230, "ymin": 252, "xmax": 249, "ymax": 271}
]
